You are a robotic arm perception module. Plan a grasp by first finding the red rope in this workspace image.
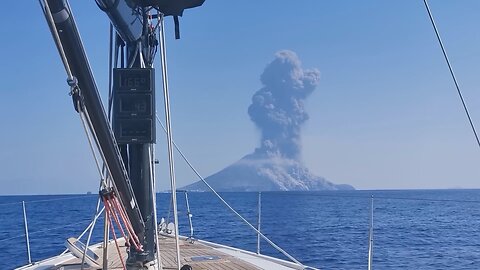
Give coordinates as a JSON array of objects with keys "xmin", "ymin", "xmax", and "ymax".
[
  {"xmin": 105, "ymin": 200, "xmax": 127, "ymax": 270},
  {"xmin": 113, "ymin": 196, "xmax": 143, "ymax": 250},
  {"xmin": 113, "ymin": 196, "xmax": 136, "ymax": 239},
  {"xmin": 102, "ymin": 191, "xmax": 143, "ymax": 252},
  {"xmin": 106, "ymin": 199, "xmax": 129, "ymax": 245}
]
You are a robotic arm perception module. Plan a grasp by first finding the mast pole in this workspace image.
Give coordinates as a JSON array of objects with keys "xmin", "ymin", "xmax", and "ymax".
[{"xmin": 123, "ymin": 10, "xmax": 157, "ymax": 267}]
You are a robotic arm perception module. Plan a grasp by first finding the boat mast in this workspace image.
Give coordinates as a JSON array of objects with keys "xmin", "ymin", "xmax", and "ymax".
[
  {"xmin": 117, "ymin": 10, "xmax": 157, "ymax": 268},
  {"xmin": 96, "ymin": 1, "xmax": 205, "ymax": 269},
  {"xmin": 41, "ymin": 0, "xmax": 204, "ymax": 268}
]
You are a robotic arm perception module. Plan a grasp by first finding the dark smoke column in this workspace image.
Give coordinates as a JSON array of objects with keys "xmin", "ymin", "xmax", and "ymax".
[
  {"xmin": 248, "ymin": 50, "xmax": 320, "ymax": 160},
  {"xmin": 183, "ymin": 50, "xmax": 354, "ymax": 191}
]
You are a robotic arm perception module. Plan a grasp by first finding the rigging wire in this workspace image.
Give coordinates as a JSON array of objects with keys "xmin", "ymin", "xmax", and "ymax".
[
  {"xmin": 155, "ymin": 115, "xmax": 304, "ymax": 266},
  {"xmin": 60, "ymin": 206, "xmax": 106, "ymax": 256},
  {"xmin": 2, "ymin": 191, "xmax": 478, "ymax": 209},
  {"xmin": 81, "ymin": 197, "xmax": 102, "ymax": 270},
  {"xmin": 0, "ymin": 195, "xmax": 95, "ymax": 206},
  {"xmin": 39, "ymin": 2, "xmax": 143, "ymax": 265},
  {"xmin": 79, "ymin": 109, "xmax": 107, "ymax": 181},
  {"xmin": 135, "ymin": 18, "xmax": 164, "ymax": 268},
  {"xmin": 102, "ymin": 22, "xmax": 116, "ymax": 270},
  {"xmin": 107, "ymin": 23, "xmax": 115, "ymax": 122},
  {"xmin": 261, "ymin": 192, "xmax": 480, "ymax": 204},
  {"xmin": 0, "ymin": 201, "xmax": 23, "ymax": 206},
  {"xmin": 0, "ymin": 207, "xmax": 105, "ymax": 250},
  {"xmin": 423, "ymin": 0, "xmax": 480, "ymax": 149},
  {"xmin": 158, "ymin": 13, "xmax": 182, "ymax": 270},
  {"xmin": 38, "ymin": 0, "xmax": 74, "ymax": 82},
  {"xmin": 0, "ymin": 217, "xmax": 96, "ymax": 244},
  {"xmin": 150, "ymin": 143, "xmax": 164, "ymax": 269},
  {"xmin": 127, "ymin": 41, "xmax": 140, "ymax": 68}
]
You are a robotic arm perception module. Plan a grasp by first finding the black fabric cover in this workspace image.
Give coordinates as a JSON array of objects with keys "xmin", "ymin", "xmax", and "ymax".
[{"xmin": 134, "ymin": 0, "xmax": 205, "ymax": 16}]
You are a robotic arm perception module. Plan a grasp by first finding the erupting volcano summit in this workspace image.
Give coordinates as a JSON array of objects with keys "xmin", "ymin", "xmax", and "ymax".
[{"xmin": 184, "ymin": 51, "xmax": 354, "ymax": 191}]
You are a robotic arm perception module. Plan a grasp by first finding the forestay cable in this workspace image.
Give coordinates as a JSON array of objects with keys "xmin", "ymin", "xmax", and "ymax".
[
  {"xmin": 423, "ymin": 0, "xmax": 480, "ymax": 149},
  {"xmin": 155, "ymin": 116, "xmax": 304, "ymax": 266},
  {"xmin": 158, "ymin": 13, "xmax": 182, "ymax": 270}
]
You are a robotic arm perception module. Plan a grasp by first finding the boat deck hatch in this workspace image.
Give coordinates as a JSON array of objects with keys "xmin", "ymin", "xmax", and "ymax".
[
  {"xmin": 48, "ymin": 263, "xmax": 93, "ymax": 270},
  {"xmin": 190, "ymin": 255, "xmax": 221, "ymax": 261}
]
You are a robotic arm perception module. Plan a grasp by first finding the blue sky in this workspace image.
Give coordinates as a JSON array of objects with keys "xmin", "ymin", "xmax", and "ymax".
[{"xmin": 1, "ymin": 1, "xmax": 480, "ymax": 194}]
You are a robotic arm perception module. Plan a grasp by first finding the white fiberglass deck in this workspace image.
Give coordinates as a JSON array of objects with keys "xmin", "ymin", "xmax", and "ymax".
[{"xmin": 16, "ymin": 235, "xmax": 313, "ymax": 270}]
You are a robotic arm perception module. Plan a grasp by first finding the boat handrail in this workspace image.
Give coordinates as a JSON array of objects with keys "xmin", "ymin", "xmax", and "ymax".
[
  {"xmin": 0, "ymin": 195, "xmax": 102, "ymax": 268},
  {"xmin": 156, "ymin": 114, "xmax": 480, "ymax": 267},
  {"xmin": 3, "ymin": 191, "xmax": 480, "ymax": 269},
  {"xmin": 0, "ymin": 218, "xmax": 94, "ymax": 244},
  {"xmin": 0, "ymin": 194, "xmax": 96, "ymax": 206},
  {"xmin": 156, "ymin": 116, "xmax": 304, "ymax": 266}
]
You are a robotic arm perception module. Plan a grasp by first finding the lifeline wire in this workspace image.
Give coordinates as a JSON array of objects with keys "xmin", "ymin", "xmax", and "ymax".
[
  {"xmin": 155, "ymin": 115, "xmax": 303, "ymax": 266},
  {"xmin": 423, "ymin": 0, "xmax": 480, "ymax": 149}
]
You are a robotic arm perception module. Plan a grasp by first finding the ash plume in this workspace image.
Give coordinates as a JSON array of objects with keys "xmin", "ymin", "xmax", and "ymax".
[
  {"xmin": 248, "ymin": 50, "xmax": 319, "ymax": 160},
  {"xmin": 183, "ymin": 51, "xmax": 354, "ymax": 191}
]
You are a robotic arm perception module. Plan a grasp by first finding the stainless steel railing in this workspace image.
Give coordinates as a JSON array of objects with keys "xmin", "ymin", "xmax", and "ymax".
[
  {"xmin": 22, "ymin": 201, "xmax": 31, "ymax": 265},
  {"xmin": 0, "ymin": 195, "xmax": 97, "ymax": 268}
]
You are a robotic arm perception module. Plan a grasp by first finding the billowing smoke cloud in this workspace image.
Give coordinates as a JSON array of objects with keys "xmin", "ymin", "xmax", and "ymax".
[
  {"xmin": 182, "ymin": 50, "xmax": 354, "ymax": 191},
  {"xmin": 248, "ymin": 50, "xmax": 320, "ymax": 160}
]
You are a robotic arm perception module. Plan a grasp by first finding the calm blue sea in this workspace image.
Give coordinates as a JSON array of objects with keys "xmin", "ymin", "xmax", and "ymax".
[{"xmin": 1, "ymin": 190, "xmax": 480, "ymax": 269}]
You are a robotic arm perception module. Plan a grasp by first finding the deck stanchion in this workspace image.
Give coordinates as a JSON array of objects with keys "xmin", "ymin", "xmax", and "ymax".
[
  {"xmin": 257, "ymin": 192, "xmax": 262, "ymax": 254},
  {"xmin": 22, "ymin": 201, "xmax": 32, "ymax": 264},
  {"xmin": 368, "ymin": 195, "xmax": 374, "ymax": 270},
  {"xmin": 103, "ymin": 200, "xmax": 109, "ymax": 269},
  {"xmin": 184, "ymin": 191, "xmax": 194, "ymax": 240}
]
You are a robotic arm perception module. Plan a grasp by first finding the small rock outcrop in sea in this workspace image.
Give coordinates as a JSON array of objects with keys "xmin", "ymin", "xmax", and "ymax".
[{"xmin": 183, "ymin": 50, "xmax": 354, "ymax": 192}]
